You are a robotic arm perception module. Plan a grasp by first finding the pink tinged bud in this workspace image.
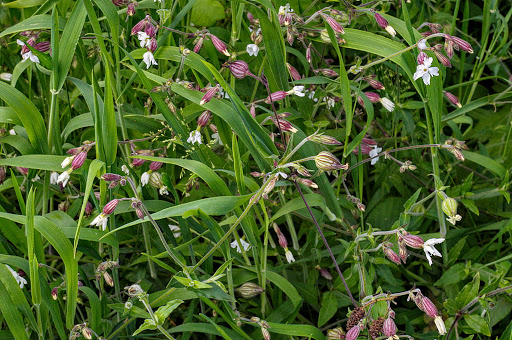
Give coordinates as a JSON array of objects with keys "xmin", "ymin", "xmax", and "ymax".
[
  {"xmin": 131, "ymin": 15, "xmax": 150, "ymax": 35},
  {"xmin": 273, "ymin": 225, "xmax": 287, "ymax": 248},
  {"xmin": 197, "ymin": 110, "xmax": 212, "ymax": 127},
  {"xmin": 317, "ymin": 68, "xmax": 338, "ymax": 77},
  {"xmin": 365, "ymin": 78, "xmax": 385, "ymax": 90},
  {"xmin": 364, "ymin": 92, "xmax": 381, "ymax": 103},
  {"xmin": 400, "ymin": 232, "xmax": 424, "ymax": 249},
  {"xmin": 102, "ymin": 199, "xmax": 119, "ymax": 215},
  {"xmin": 127, "ymin": 3, "xmax": 136, "ymax": 16},
  {"xmin": 383, "ymin": 244, "xmax": 401, "ymax": 265},
  {"xmin": 51, "ymin": 287, "xmax": 59, "ymax": 300},
  {"xmin": 296, "ymin": 178, "xmax": 318, "ymax": 188},
  {"xmin": 316, "ymin": 266, "xmax": 333, "ymax": 280},
  {"xmin": 374, "ymin": 13, "xmax": 389, "ymax": 29},
  {"xmin": 306, "ymin": 44, "xmax": 312, "ymax": 63},
  {"xmin": 34, "ymin": 41, "xmax": 51, "ymax": 52},
  {"xmin": 85, "ymin": 201, "xmax": 93, "ymax": 216},
  {"xmin": 147, "ymin": 38, "xmax": 157, "ymax": 53},
  {"xmin": 135, "ymin": 206, "xmax": 145, "ymax": 220},
  {"xmin": 131, "ymin": 158, "xmax": 146, "ymax": 166},
  {"xmin": 315, "ymin": 151, "xmax": 347, "ymax": 171},
  {"xmin": 362, "ymin": 137, "xmax": 377, "ymax": 145},
  {"xmin": 149, "ymin": 160, "xmax": 163, "ymax": 171},
  {"xmin": 271, "ymin": 117, "xmax": 297, "ymax": 133},
  {"xmin": 250, "ymin": 104, "xmax": 256, "ymax": 118},
  {"xmin": 209, "ymin": 34, "xmax": 230, "ymax": 56},
  {"xmin": 193, "ymin": 37, "xmax": 204, "ymax": 53},
  {"xmin": 323, "ymin": 15, "xmax": 345, "ymax": 34},
  {"xmin": 200, "ymin": 86, "xmax": 220, "ymax": 105},
  {"xmin": 399, "ymin": 240, "xmax": 408, "ymax": 263},
  {"xmin": 421, "ymin": 296, "xmax": 439, "ymax": 319},
  {"xmin": 101, "ymin": 173, "xmax": 122, "ymax": 181},
  {"xmin": 17, "ymin": 167, "xmax": 29, "ymax": 175},
  {"xmin": 444, "ymin": 40, "xmax": 454, "ymax": 59},
  {"xmin": 345, "ymin": 325, "xmax": 361, "ymax": 340},
  {"xmin": 308, "ymin": 134, "xmax": 343, "ymax": 145},
  {"xmin": 145, "ymin": 24, "xmax": 156, "ymax": 38},
  {"xmin": 443, "ymin": 91, "xmax": 462, "ymax": 108},
  {"xmin": 417, "ymin": 51, "xmax": 428, "ymax": 65},
  {"xmin": 449, "ymin": 35, "xmax": 473, "ymax": 53},
  {"xmin": 382, "ymin": 317, "xmax": 397, "ymax": 337},
  {"xmin": 228, "ymin": 60, "xmax": 250, "ymax": 79},
  {"xmin": 71, "ymin": 151, "xmax": 87, "ymax": 170},
  {"xmin": 247, "ymin": 12, "xmax": 254, "ymax": 22},
  {"xmin": 428, "ymin": 22, "xmax": 442, "ymax": 33},
  {"xmin": 286, "ymin": 63, "xmax": 302, "ymax": 81},
  {"xmin": 265, "ymin": 91, "xmax": 288, "ymax": 103},
  {"xmin": 434, "ymin": 51, "xmax": 452, "ymax": 68}
]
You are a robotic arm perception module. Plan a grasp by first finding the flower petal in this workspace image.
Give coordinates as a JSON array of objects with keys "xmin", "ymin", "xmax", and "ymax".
[
  {"xmin": 422, "ymin": 72, "xmax": 431, "ymax": 85},
  {"xmin": 429, "ymin": 66, "xmax": 440, "ymax": 76}
]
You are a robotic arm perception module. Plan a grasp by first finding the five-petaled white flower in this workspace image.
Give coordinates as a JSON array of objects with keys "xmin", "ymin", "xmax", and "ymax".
[
  {"xmin": 246, "ymin": 44, "xmax": 259, "ymax": 57},
  {"xmin": 90, "ymin": 212, "xmax": 109, "ymax": 231},
  {"xmin": 143, "ymin": 51, "xmax": 158, "ymax": 69},
  {"xmin": 137, "ymin": 31, "xmax": 151, "ymax": 48},
  {"xmin": 187, "ymin": 130, "xmax": 202, "ymax": 145},
  {"xmin": 290, "ymin": 86, "xmax": 305, "ymax": 97},
  {"xmin": 422, "ymin": 238, "xmax": 444, "ymax": 266},
  {"xmin": 57, "ymin": 169, "xmax": 71, "ymax": 187},
  {"xmin": 369, "ymin": 145, "xmax": 382, "ymax": 165},
  {"xmin": 285, "ymin": 249, "xmax": 295, "ymax": 263},
  {"xmin": 413, "ymin": 57, "xmax": 439, "ymax": 85},
  {"xmin": 121, "ymin": 165, "xmax": 130, "ymax": 175},
  {"xmin": 230, "ymin": 239, "xmax": 251, "ymax": 253},
  {"xmin": 6, "ymin": 265, "xmax": 27, "ymax": 289}
]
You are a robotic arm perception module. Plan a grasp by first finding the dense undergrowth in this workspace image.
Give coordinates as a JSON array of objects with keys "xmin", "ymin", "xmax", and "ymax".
[{"xmin": 0, "ymin": 0, "xmax": 511, "ymax": 339}]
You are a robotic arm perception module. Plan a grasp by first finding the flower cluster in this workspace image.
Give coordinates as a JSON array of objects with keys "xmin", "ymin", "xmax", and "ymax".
[{"xmin": 131, "ymin": 15, "xmax": 159, "ymax": 69}]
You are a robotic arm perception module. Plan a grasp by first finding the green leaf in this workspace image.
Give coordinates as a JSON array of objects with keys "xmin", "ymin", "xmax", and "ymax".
[
  {"xmin": 133, "ymin": 318, "xmax": 157, "ymax": 336},
  {"xmin": 0, "ymin": 83, "xmax": 49, "ymax": 154},
  {"xmin": 26, "ymin": 188, "xmax": 41, "ymax": 306},
  {"xmin": 2, "ymin": 0, "xmax": 45, "ymax": 8},
  {"xmin": 270, "ymin": 193, "xmax": 325, "ymax": 222},
  {"xmin": 462, "ymin": 151, "xmax": 506, "ymax": 178},
  {"xmin": 318, "ymin": 291, "xmax": 337, "ymax": 327},
  {"xmin": 0, "ymin": 15, "xmax": 64, "ymax": 38},
  {"xmin": 456, "ymin": 272, "xmax": 480, "ymax": 308},
  {"xmin": 0, "ymin": 267, "xmax": 29, "ymax": 340},
  {"xmin": 0, "ymin": 154, "xmax": 70, "ymax": 171},
  {"xmin": 464, "ymin": 314, "xmax": 490, "ymax": 336},
  {"xmin": 154, "ymin": 299, "xmax": 184, "ymax": 324},
  {"xmin": 266, "ymin": 321, "xmax": 325, "ymax": 340},
  {"xmin": 435, "ymin": 263, "xmax": 468, "ymax": 286},
  {"xmin": 190, "ymin": 0, "xmax": 225, "ymax": 27}
]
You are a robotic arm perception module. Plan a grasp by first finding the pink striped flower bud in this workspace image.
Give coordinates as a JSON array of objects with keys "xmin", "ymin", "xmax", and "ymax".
[
  {"xmin": 145, "ymin": 24, "xmax": 156, "ymax": 38},
  {"xmin": 323, "ymin": 15, "xmax": 345, "ymax": 34},
  {"xmin": 444, "ymin": 40, "xmax": 454, "ymax": 59},
  {"xmin": 147, "ymin": 38, "xmax": 157, "ymax": 53},
  {"xmin": 428, "ymin": 23, "xmax": 442, "ymax": 33},
  {"xmin": 364, "ymin": 77, "xmax": 385, "ymax": 90},
  {"xmin": 200, "ymin": 85, "xmax": 220, "ymax": 105},
  {"xmin": 131, "ymin": 15, "xmax": 150, "ymax": 35},
  {"xmin": 417, "ymin": 51, "xmax": 428, "ymax": 65},
  {"xmin": 250, "ymin": 104, "xmax": 256, "ymax": 118},
  {"xmin": 315, "ymin": 151, "xmax": 347, "ymax": 171},
  {"xmin": 209, "ymin": 123, "xmax": 218, "ymax": 133},
  {"xmin": 382, "ymin": 317, "xmax": 397, "ymax": 337},
  {"xmin": 197, "ymin": 110, "xmax": 211, "ymax": 127},
  {"xmin": 286, "ymin": 63, "xmax": 302, "ymax": 81},
  {"xmin": 374, "ymin": 13, "xmax": 396, "ymax": 36},
  {"xmin": 85, "ymin": 201, "xmax": 93, "ymax": 216},
  {"xmin": 51, "ymin": 287, "xmax": 59, "ymax": 300},
  {"xmin": 443, "ymin": 91, "xmax": 462, "ymax": 108},
  {"xmin": 315, "ymin": 265, "xmax": 333, "ymax": 280},
  {"xmin": 34, "ymin": 41, "xmax": 51, "ymax": 52},
  {"xmin": 193, "ymin": 36, "xmax": 204, "ymax": 53},
  {"xmin": 247, "ymin": 12, "xmax": 255, "ymax": 23},
  {"xmin": 382, "ymin": 243, "xmax": 401, "ymax": 265},
  {"xmin": 421, "ymin": 296, "xmax": 438, "ymax": 318},
  {"xmin": 296, "ymin": 178, "xmax": 318, "ymax": 189},
  {"xmin": 265, "ymin": 91, "xmax": 288, "ymax": 103},
  {"xmin": 127, "ymin": 3, "xmax": 136, "ymax": 16},
  {"xmin": 149, "ymin": 160, "xmax": 163, "ymax": 171},
  {"xmin": 448, "ymin": 35, "xmax": 473, "ymax": 53},
  {"xmin": 101, "ymin": 173, "xmax": 123, "ymax": 181},
  {"xmin": 399, "ymin": 239, "xmax": 408, "ymax": 263},
  {"xmin": 363, "ymin": 92, "xmax": 381, "ymax": 103},
  {"xmin": 135, "ymin": 206, "xmax": 145, "ymax": 220},
  {"xmin": 273, "ymin": 224, "xmax": 287, "ymax": 248},
  {"xmin": 308, "ymin": 134, "xmax": 342, "ymax": 145},
  {"xmin": 228, "ymin": 60, "xmax": 250, "ymax": 79},
  {"xmin": 306, "ymin": 44, "xmax": 312, "ymax": 63},
  {"xmin": 209, "ymin": 34, "xmax": 230, "ymax": 56},
  {"xmin": 271, "ymin": 117, "xmax": 297, "ymax": 133},
  {"xmin": 17, "ymin": 167, "xmax": 29, "ymax": 175},
  {"xmin": 71, "ymin": 151, "xmax": 87, "ymax": 170},
  {"xmin": 102, "ymin": 199, "xmax": 119, "ymax": 215},
  {"xmin": 433, "ymin": 51, "xmax": 451, "ymax": 68},
  {"xmin": 399, "ymin": 232, "xmax": 424, "ymax": 249},
  {"xmin": 346, "ymin": 324, "xmax": 361, "ymax": 340},
  {"xmin": 317, "ymin": 68, "xmax": 339, "ymax": 77}
]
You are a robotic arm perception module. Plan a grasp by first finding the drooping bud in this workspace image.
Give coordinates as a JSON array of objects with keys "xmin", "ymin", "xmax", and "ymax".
[
  {"xmin": 399, "ymin": 231, "xmax": 424, "ymax": 249},
  {"xmin": 270, "ymin": 117, "xmax": 297, "ymax": 133},
  {"xmin": 236, "ymin": 282, "xmax": 264, "ymax": 299},
  {"xmin": 102, "ymin": 199, "xmax": 119, "ymax": 215},
  {"xmin": 322, "ymin": 15, "xmax": 345, "ymax": 34},
  {"xmin": 132, "ymin": 158, "xmax": 146, "ymax": 167},
  {"xmin": 316, "ymin": 68, "xmax": 338, "ymax": 77},
  {"xmin": 433, "ymin": 51, "xmax": 451, "ymax": 67},
  {"xmin": 443, "ymin": 91, "xmax": 462, "ymax": 108},
  {"xmin": 228, "ymin": 60, "xmax": 251, "ymax": 79},
  {"xmin": 308, "ymin": 134, "xmax": 343, "ymax": 145},
  {"xmin": 306, "ymin": 44, "xmax": 312, "ymax": 63},
  {"xmin": 51, "ymin": 287, "xmax": 59, "ymax": 300},
  {"xmin": 34, "ymin": 41, "xmax": 51, "ymax": 53},
  {"xmin": 103, "ymin": 271, "xmax": 114, "ymax": 287},
  {"xmin": 315, "ymin": 265, "xmax": 333, "ymax": 280},
  {"xmin": 296, "ymin": 178, "xmax": 318, "ymax": 189},
  {"xmin": 131, "ymin": 15, "xmax": 150, "ymax": 35},
  {"xmin": 374, "ymin": 13, "xmax": 396, "ymax": 36},
  {"xmin": 448, "ymin": 35, "xmax": 473, "ymax": 53},
  {"xmin": 421, "ymin": 296, "xmax": 438, "ymax": 319},
  {"xmin": 273, "ymin": 224, "xmax": 287, "ymax": 248},
  {"xmin": 286, "ymin": 63, "xmax": 301, "ymax": 81},
  {"xmin": 84, "ymin": 201, "xmax": 93, "ymax": 216},
  {"xmin": 261, "ymin": 326, "xmax": 271, "ymax": 340},
  {"xmin": 250, "ymin": 104, "xmax": 256, "ymax": 118},
  {"xmin": 209, "ymin": 34, "xmax": 230, "ymax": 56},
  {"xmin": 315, "ymin": 151, "xmax": 347, "ymax": 171},
  {"xmin": 382, "ymin": 317, "xmax": 397, "ymax": 338},
  {"xmin": 200, "ymin": 85, "xmax": 220, "ymax": 105},
  {"xmin": 127, "ymin": 3, "xmax": 136, "ymax": 16},
  {"xmin": 265, "ymin": 91, "xmax": 288, "ymax": 103},
  {"xmin": 17, "ymin": 167, "xmax": 29, "ymax": 176},
  {"xmin": 399, "ymin": 239, "xmax": 407, "ymax": 263},
  {"xmin": 382, "ymin": 243, "xmax": 401, "ymax": 264},
  {"xmin": 292, "ymin": 163, "xmax": 312, "ymax": 177},
  {"xmin": 193, "ymin": 36, "xmax": 204, "ymax": 53},
  {"xmin": 71, "ymin": 151, "xmax": 87, "ymax": 170},
  {"xmin": 363, "ymin": 92, "xmax": 381, "ymax": 103},
  {"xmin": 345, "ymin": 324, "xmax": 361, "ymax": 340},
  {"xmin": 197, "ymin": 110, "xmax": 212, "ymax": 127},
  {"xmin": 81, "ymin": 327, "xmax": 93, "ymax": 340},
  {"xmin": 101, "ymin": 173, "xmax": 122, "ymax": 182},
  {"xmin": 364, "ymin": 76, "xmax": 385, "ymax": 90}
]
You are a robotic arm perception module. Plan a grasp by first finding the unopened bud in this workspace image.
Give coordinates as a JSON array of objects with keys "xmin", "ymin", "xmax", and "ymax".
[
  {"xmin": 71, "ymin": 151, "xmax": 87, "ymax": 170},
  {"xmin": 363, "ymin": 92, "xmax": 381, "ymax": 103},
  {"xmin": 236, "ymin": 282, "xmax": 264, "ymax": 299},
  {"xmin": 448, "ymin": 35, "xmax": 473, "ymax": 53},
  {"xmin": 345, "ymin": 324, "xmax": 361, "ymax": 340},
  {"xmin": 382, "ymin": 317, "xmax": 397, "ymax": 338},
  {"xmin": 131, "ymin": 158, "xmax": 146, "ymax": 167},
  {"xmin": 327, "ymin": 327, "xmax": 345, "ymax": 340},
  {"xmin": 399, "ymin": 231, "xmax": 424, "ymax": 249},
  {"xmin": 374, "ymin": 13, "xmax": 396, "ymax": 36},
  {"xmin": 209, "ymin": 34, "xmax": 230, "ymax": 56},
  {"xmin": 364, "ymin": 76, "xmax": 385, "ymax": 90},
  {"xmin": 102, "ymin": 199, "xmax": 119, "ymax": 215},
  {"xmin": 443, "ymin": 91, "xmax": 462, "ymax": 108},
  {"xmin": 270, "ymin": 117, "xmax": 297, "ymax": 133},
  {"xmin": 127, "ymin": 3, "xmax": 136, "ymax": 16},
  {"xmin": 315, "ymin": 151, "xmax": 347, "ymax": 171},
  {"xmin": 193, "ymin": 36, "xmax": 204, "ymax": 53},
  {"xmin": 308, "ymin": 134, "xmax": 342, "ymax": 145},
  {"xmin": 197, "ymin": 110, "xmax": 212, "ymax": 127},
  {"xmin": 228, "ymin": 60, "xmax": 251, "ymax": 79},
  {"xmin": 265, "ymin": 91, "xmax": 288, "ymax": 103},
  {"xmin": 398, "ymin": 240, "xmax": 407, "ymax": 263},
  {"xmin": 200, "ymin": 85, "xmax": 220, "ymax": 105},
  {"xmin": 273, "ymin": 224, "xmax": 288, "ymax": 248},
  {"xmin": 101, "ymin": 173, "xmax": 122, "ymax": 182},
  {"xmin": 85, "ymin": 202, "xmax": 93, "ymax": 216},
  {"xmin": 421, "ymin": 296, "xmax": 438, "ymax": 318},
  {"xmin": 286, "ymin": 63, "xmax": 301, "ymax": 81},
  {"xmin": 382, "ymin": 243, "xmax": 401, "ymax": 264},
  {"xmin": 296, "ymin": 178, "xmax": 318, "ymax": 189},
  {"xmin": 323, "ymin": 15, "xmax": 345, "ymax": 34},
  {"xmin": 51, "ymin": 287, "xmax": 59, "ymax": 300},
  {"xmin": 315, "ymin": 265, "xmax": 333, "ymax": 280},
  {"xmin": 433, "ymin": 51, "xmax": 451, "ymax": 67},
  {"xmin": 103, "ymin": 271, "xmax": 114, "ymax": 287},
  {"xmin": 316, "ymin": 68, "xmax": 338, "ymax": 77},
  {"xmin": 306, "ymin": 44, "xmax": 312, "ymax": 63},
  {"xmin": 417, "ymin": 51, "xmax": 428, "ymax": 65},
  {"xmin": 261, "ymin": 327, "xmax": 271, "ymax": 340}
]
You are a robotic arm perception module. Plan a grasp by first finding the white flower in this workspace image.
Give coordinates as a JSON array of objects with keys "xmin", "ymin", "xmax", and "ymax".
[
  {"xmin": 61, "ymin": 156, "xmax": 74, "ymax": 168},
  {"xmin": 90, "ymin": 212, "xmax": 109, "ymax": 231},
  {"xmin": 9, "ymin": 129, "xmax": 16, "ymax": 135},
  {"xmin": 246, "ymin": 44, "xmax": 259, "ymax": 57},
  {"xmin": 369, "ymin": 146, "xmax": 382, "ymax": 165},
  {"xmin": 417, "ymin": 39, "xmax": 427, "ymax": 50},
  {"xmin": 324, "ymin": 97, "xmax": 335, "ymax": 108},
  {"xmin": 413, "ymin": 57, "xmax": 439, "ymax": 85},
  {"xmin": 307, "ymin": 90, "xmax": 318, "ymax": 102},
  {"xmin": 285, "ymin": 249, "xmax": 295, "ymax": 263},
  {"xmin": 159, "ymin": 186, "xmax": 169, "ymax": 195},
  {"xmin": 422, "ymin": 238, "xmax": 444, "ymax": 266},
  {"xmin": 121, "ymin": 165, "xmax": 130, "ymax": 175},
  {"xmin": 187, "ymin": 130, "xmax": 202, "ymax": 145},
  {"xmin": 169, "ymin": 224, "xmax": 181, "ymax": 238},
  {"xmin": 31, "ymin": 174, "xmax": 40, "ymax": 182},
  {"xmin": 143, "ymin": 51, "xmax": 158, "ymax": 69},
  {"xmin": 380, "ymin": 97, "xmax": 395, "ymax": 112},
  {"xmin": 218, "ymin": 87, "xmax": 229, "ymax": 99},
  {"xmin": 230, "ymin": 238, "xmax": 251, "ymax": 253},
  {"xmin": 434, "ymin": 315, "xmax": 446, "ymax": 335},
  {"xmin": 57, "ymin": 170, "xmax": 71, "ymax": 187},
  {"xmin": 385, "ymin": 26, "xmax": 397, "ymax": 36},
  {"xmin": 17, "ymin": 39, "xmax": 40, "ymax": 63},
  {"xmin": 6, "ymin": 265, "xmax": 27, "ymax": 289},
  {"xmin": 291, "ymin": 85, "xmax": 305, "ymax": 97},
  {"xmin": 211, "ymin": 133, "xmax": 223, "ymax": 145},
  {"xmin": 141, "ymin": 171, "xmax": 150, "ymax": 186},
  {"xmin": 0, "ymin": 73, "xmax": 12, "ymax": 82},
  {"xmin": 276, "ymin": 171, "xmax": 288, "ymax": 179},
  {"xmin": 446, "ymin": 214, "xmax": 462, "ymax": 225},
  {"xmin": 50, "ymin": 172, "xmax": 59, "ymax": 185},
  {"xmin": 278, "ymin": 3, "xmax": 293, "ymax": 15},
  {"xmin": 137, "ymin": 31, "xmax": 151, "ymax": 48}
]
